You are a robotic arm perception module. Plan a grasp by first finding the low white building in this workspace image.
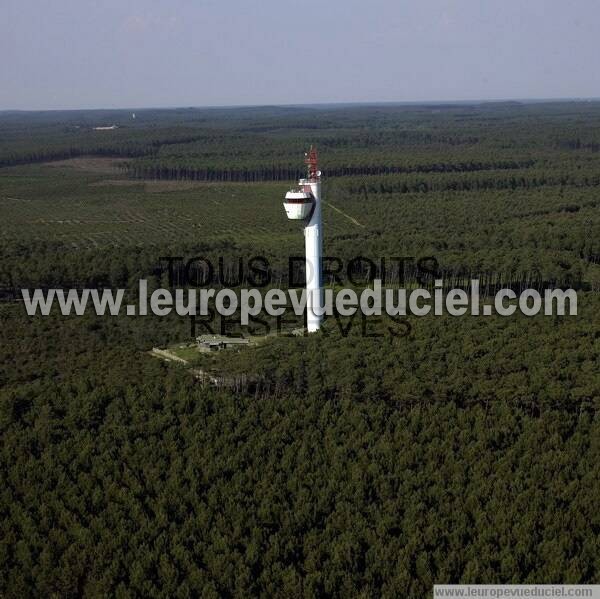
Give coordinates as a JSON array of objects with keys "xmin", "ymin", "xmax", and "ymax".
[{"xmin": 196, "ymin": 335, "xmax": 250, "ymax": 352}]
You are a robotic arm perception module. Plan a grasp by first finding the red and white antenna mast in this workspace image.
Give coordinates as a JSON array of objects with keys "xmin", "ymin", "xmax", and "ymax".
[{"xmin": 304, "ymin": 146, "xmax": 319, "ymax": 181}]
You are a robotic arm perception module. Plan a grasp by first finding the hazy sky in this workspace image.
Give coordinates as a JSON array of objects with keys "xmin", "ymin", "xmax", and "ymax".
[{"xmin": 1, "ymin": 0, "xmax": 598, "ymax": 110}]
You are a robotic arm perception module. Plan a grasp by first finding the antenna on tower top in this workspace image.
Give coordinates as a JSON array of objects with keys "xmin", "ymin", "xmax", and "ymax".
[{"xmin": 304, "ymin": 145, "xmax": 319, "ymax": 180}]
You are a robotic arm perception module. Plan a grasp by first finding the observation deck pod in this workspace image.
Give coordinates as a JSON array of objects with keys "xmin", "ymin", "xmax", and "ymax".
[{"xmin": 283, "ymin": 190, "xmax": 314, "ymax": 220}]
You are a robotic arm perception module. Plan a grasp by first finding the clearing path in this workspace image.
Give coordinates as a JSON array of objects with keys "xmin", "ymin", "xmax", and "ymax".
[
  {"xmin": 323, "ymin": 200, "xmax": 365, "ymax": 228},
  {"xmin": 150, "ymin": 347, "xmax": 189, "ymax": 364}
]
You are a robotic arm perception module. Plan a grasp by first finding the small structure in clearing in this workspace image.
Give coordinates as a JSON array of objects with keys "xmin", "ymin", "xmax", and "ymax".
[{"xmin": 197, "ymin": 335, "xmax": 250, "ymax": 352}]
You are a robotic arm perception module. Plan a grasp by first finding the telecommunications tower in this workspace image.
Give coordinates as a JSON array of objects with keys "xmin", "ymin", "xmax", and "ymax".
[{"xmin": 282, "ymin": 147, "xmax": 323, "ymax": 332}]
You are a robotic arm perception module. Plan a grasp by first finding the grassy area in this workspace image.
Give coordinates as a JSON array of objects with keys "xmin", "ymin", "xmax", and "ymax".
[{"xmin": 165, "ymin": 344, "xmax": 204, "ymax": 364}]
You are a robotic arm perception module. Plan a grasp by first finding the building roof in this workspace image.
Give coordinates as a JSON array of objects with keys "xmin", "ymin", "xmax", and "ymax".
[{"xmin": 196, "ymin": 335, "xmax": 249, "ymax": 345}]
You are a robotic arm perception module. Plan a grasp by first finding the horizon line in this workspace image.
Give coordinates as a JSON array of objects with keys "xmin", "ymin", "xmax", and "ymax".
[{"xmin": 2, "ymin": 96, "xmax": 600, "ymax": 114}]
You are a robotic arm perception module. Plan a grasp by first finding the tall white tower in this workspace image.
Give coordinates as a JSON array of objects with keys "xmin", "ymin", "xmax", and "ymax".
[{"xmin": 283, "ymin": 147, "xmax": 323, "ymax": 332}]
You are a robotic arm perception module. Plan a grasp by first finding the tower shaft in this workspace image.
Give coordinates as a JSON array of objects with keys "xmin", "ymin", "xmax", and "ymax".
[{"xmin": 305, "ymin": 179, "xmax": 323, "ymax": 332}]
